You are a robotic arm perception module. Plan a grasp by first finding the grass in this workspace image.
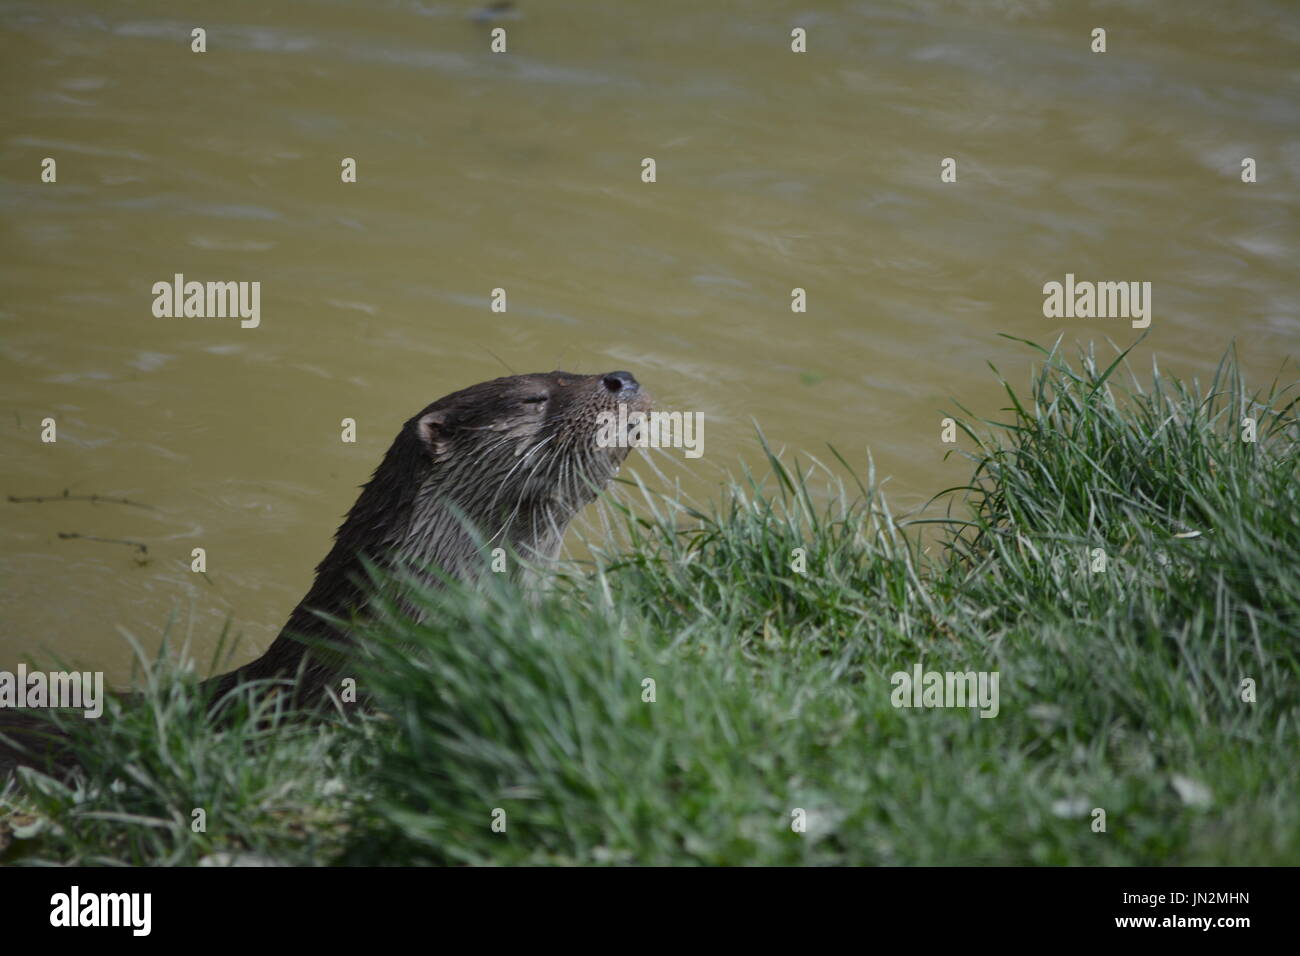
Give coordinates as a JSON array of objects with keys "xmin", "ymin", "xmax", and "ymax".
[
  {"xmin": 0, "ymin": 632, "xmax": 373, "ymax": 866},
  {"xmin": 3, "ymin": 337, "xmax": 1297, "ymax": 865}
]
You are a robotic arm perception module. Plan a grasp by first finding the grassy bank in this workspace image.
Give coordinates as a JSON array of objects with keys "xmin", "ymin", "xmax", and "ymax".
[{"xmin": 3, "ymin": 339, "xmax": 1297, "ymax": 865}]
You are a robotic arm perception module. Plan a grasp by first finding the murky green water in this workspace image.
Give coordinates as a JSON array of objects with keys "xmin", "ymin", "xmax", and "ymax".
[{"xmin": 2, "ymin": 0, "xmax": 1297, "ymax": 683}]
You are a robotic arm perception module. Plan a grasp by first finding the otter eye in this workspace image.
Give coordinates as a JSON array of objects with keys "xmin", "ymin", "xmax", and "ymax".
[{"xmin": 520, "ymin": 395, "xmax": 548, "ymax": 405}]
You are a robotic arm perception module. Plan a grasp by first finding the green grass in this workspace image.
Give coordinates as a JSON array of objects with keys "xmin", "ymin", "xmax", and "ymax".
[
  {"xmin": 0, "ymin": 632, "xmax": 373, "ymax": 866},
  {"xmin": 4, "ymin": 338, "xmax": 1297, "ymax": 865}
]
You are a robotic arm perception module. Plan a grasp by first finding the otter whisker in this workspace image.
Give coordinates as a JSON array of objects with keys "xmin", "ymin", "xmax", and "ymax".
[
  {"xmin": 636, "ymin": 444, "xmax": 677, "ymax": 490},
  {"xmin": 494, "ymin": 439, "xmax": 562, "ymax": 552},
  {"xmin": 484, "ymin": 432, "xmax": 559, "ymax": 529}
]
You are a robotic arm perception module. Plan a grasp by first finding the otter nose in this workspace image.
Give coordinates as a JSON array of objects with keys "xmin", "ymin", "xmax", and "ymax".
[{"xmin": 601, "ymin": 371, "xmax": 640, "ymax": 395}]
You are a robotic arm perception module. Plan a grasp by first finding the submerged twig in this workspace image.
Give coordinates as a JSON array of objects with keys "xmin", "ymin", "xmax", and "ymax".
[
  {"xmin": 57, "ymin": 532, "xmax": 148, "ymax": 554},
  {"xmin": 9, "ymin": 490, "xmax": 156, "ymax": 510}
]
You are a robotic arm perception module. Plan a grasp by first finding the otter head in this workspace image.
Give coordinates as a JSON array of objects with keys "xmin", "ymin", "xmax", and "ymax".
[{"xmin": 401, "ymin": 369, "xmax": 652, "ymax": 570}]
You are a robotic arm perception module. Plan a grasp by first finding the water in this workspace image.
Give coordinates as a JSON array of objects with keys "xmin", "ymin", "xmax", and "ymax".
[{"xmin": 2, "ymin": 0, "xmax": 1297, "ymax": 683}]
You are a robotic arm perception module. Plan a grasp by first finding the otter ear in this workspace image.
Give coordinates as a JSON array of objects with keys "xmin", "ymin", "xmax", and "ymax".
[{"xmin": 416, "ymin": 411, "xmax": 451, "ymax": 461}]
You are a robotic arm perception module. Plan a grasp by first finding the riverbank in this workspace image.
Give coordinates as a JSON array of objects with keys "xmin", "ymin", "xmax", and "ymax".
[{"xmin": 4, "ymin": 339, "xmax": 1296, "ymax": 865}]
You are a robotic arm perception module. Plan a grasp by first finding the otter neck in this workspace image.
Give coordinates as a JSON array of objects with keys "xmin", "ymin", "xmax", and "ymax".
[{"xmin": 208, "ymin": 423, "xmax": 578, "ymax": 699}]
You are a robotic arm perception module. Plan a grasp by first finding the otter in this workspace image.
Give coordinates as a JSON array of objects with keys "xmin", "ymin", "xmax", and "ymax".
[
  {"xmin": 0, "ymin": 369, "xmax": 651, "ymax": 772},
  {"xmin": 209, "ymin": 367, "xmax": 651, "ymax": 704}
]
